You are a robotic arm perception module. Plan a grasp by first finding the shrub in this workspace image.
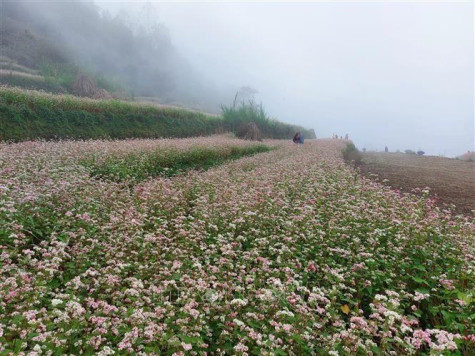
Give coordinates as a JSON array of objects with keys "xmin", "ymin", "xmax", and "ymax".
[
  {"xmin": 342, "ymin": 142, "xmax": 362, "ymax": 165},
  {"xmin": 221, "ymin": 100, "xmax": 315, "ymax": 140}
]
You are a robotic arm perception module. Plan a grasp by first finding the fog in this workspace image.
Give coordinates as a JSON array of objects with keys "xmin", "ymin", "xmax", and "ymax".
[
  {"xmin": 5, "ymin": 1, "xmax": 474, "ymax": 156},
  {"xmin": 96, "ymin": 0, "xmax": 473, "ymax": 157}
]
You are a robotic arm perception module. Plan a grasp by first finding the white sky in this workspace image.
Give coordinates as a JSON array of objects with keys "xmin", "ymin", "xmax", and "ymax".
[{"xmin": 97, "ymin": 0, "xmax": 474, "ymax": 156}]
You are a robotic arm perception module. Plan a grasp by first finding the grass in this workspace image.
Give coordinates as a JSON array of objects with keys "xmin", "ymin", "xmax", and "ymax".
[
  {"xmin": 0, "ymin": 87, "xmax": 221, "ymax": 141},
  {"xmin": 221, "ymin": 100, "xmax": 316, "ymax": 140},
  {"xmin": 0, "ymin": 72, "xmax": 67, "ymax": 94},
  {"xmin": 0, "ymin": 87, "xmax": 315, "ymax": 142},
  {"xmin": 80, "ymin": 144, "xmax": 273, "ymax": 182}
]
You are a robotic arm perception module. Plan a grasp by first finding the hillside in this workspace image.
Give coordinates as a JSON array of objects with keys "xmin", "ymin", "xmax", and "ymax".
[
  {"xmin": 0, "ymin": 2, "xmax": 316, "ymax": 139},
  {"xmin": 0, "ymin": 1, "xmax": 195, "ymax": 101},
  {"xmin": 0, "ymin": 87, "xmax": 315, "ymax": 141}
]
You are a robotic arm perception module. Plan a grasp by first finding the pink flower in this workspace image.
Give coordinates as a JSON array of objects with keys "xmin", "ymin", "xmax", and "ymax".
[
  {"xmin": 182, "ymin": 342, "xmax": 192, "ymax": 351},
  {"xmin": 307, "ymin": 261, "xmax": 317, "ymax": 272}
]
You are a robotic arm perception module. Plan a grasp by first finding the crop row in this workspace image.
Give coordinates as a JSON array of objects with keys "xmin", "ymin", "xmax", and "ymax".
[{"xmin": 0, "ymin": 137, "xmax": 473, "ymax": 355}]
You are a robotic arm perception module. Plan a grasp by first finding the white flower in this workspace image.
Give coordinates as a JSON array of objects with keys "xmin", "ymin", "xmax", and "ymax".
[
  {"xmin": 51, "ymin": 299, "xmax": 63, "ymax": 307},
  {"xmin": 33, "ymin": 344, "xmax": 42, "ymax": 353},
  {"xmin": 98, "ymin": 346, "xmax": 115, "ymax": 356},
  {"xmin": 233, "ymin": 319, "xmax": 245, "ymax": 327},
  {"xmin": 230, "ymin": 298, "xmax": 248, "ymax": 307},
  {"xmin": 276, "ymin": 310, "xmax": 295, "ymax": 318}
]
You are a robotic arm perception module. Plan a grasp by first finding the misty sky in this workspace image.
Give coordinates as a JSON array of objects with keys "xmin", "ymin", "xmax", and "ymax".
[{"xmin": 97, "ymin": 1, "xmax": 473, "ymax": 156}]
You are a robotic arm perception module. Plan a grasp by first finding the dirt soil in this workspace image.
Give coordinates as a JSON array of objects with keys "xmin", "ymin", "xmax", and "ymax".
[{"xmin": 359, "ymin": 152, "xmax": 475, "ymax": 215}]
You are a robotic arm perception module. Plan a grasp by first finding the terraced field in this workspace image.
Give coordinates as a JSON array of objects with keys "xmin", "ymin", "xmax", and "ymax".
[{"xmin": 360, "ymin": 152, "xmax": 475, "ymax": 216}]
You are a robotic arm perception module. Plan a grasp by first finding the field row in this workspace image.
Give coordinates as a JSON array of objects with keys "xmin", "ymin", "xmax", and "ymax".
[{"xmin": 0, "ymin": 137, "xmax": 473, "ymax": 355}]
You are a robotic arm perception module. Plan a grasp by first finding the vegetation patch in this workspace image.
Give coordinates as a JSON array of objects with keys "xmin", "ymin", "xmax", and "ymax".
[
  {"xmin": 342, "ymin": 141, "xmax": 362, "ymax": 165},
  {"xmin": 80, "ymin": 144, "xmax": 272, "ymax": 182},
  {"xmin": 0, "ymin": 87, "xmax": 220, "ymax": 141},
  {"xmin": 221, "ymin": 100, "xmax": 316, "ymax": 140},
  {"xmin": 0, "ymin": 71, "xmax": 67, "ymax": 93},
  {"xmin": 0, "ymin": 88, "xmax": 315, "ymax": 142}
]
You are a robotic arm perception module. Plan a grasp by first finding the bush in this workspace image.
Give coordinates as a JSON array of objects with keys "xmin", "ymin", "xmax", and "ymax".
[
  {"xmin": 405, "ymin": 149, "xmax": 416, "ymax": 155},
  {"xmin": 221, "ymin": 100, "xmax": 315, "ymax": 140},
  {"xmin": 342, "ymin": 142, "xmax": 362, "ymax": 165}
]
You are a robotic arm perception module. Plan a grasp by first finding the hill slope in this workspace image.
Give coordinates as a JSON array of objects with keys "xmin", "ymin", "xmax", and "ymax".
[{"xmin": 0, "ymin": 88, "xmax": 315, "ymax": 141}]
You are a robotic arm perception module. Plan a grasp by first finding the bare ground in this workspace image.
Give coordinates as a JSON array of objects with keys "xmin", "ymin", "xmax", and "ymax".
[{"xmin": 358, "ymin": 152, "xmax": 475, "ymax": 215}]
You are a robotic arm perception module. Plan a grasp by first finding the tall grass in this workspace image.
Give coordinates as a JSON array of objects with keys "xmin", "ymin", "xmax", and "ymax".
[{"xmin": 221, "ymin": 100, "xmax": 316, "ymax": 139}]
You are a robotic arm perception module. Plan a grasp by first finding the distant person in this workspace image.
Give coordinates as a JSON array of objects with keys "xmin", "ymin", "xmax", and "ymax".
[
  {"xmin": 299, "ymin": 133, "xmax": 304, "ymax": 145},
  {"xmin": 293, "ymin": 132, "xmax": 300, "ymax": 144},
  {"xmin": 385, "ymin": 146, "xmax": 388, "ymax": 152}
]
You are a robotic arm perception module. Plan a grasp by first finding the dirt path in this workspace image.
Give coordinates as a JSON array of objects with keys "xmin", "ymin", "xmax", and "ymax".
[{"xmin": 359, "ymin": 152, "xmax": 475, "ymax": 215}]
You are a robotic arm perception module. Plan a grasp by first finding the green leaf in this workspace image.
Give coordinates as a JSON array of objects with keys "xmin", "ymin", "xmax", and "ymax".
[
  {"xmin": 457, "ymin": 291, "xmax": 472, "ymax": 304},
  {"xmin": 411, "ymin": 276, "xmax": 429, "ymax": 285}
]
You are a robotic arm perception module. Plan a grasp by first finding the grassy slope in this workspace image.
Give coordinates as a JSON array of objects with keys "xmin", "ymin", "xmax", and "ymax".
[
  {"xmin": 0, "ymin": 87, "xmax": 314, "ymax": 141},
  {"xmin": 0, "ymin": 88, "xmax": 220, "ymax": 141}
]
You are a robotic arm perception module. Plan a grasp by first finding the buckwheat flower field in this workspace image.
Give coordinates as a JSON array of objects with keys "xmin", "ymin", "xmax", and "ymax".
[{"xmin": 0, "ymin": 137, "xmax": 473, "ymax": 355}]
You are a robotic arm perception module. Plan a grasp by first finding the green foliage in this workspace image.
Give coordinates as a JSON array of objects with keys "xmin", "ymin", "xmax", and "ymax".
[
  {"xmin": 40, "ymin": 61, "xmax": 79, "ymax": 88},
  {"xmin": 0, "ymin": 73, "xmax": 66, "ymax": 93},
  {"xmin": 80, "ymin": 145, "xmax": 272, "ymax": 182},
  {"xmin": 342, "ymin": 142, "xmax": 362, "ymax": 165},
  {"xmin": 0, "ymin": 88, "xmax": 314, "ymax": 142},
  {"xmin": 95, "ymin": 74, "xmax": 127, "ymax": 95},
  {"xmin": 40, "ymin": 61, "xmax": 127, "ymax": 96},
  {"xmin": 221, "ymin": 100, "xmax": 316, "ymax": 140},
  {"xmin": 0, "ymin": 88, "xmax": 220, "ymax": 141}
]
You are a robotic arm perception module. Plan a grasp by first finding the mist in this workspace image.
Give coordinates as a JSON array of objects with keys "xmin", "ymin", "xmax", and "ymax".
[
  {"xmin": 3, "ymin": 0, "xmax": 473, "ymax": 156},
  {"xmin": 95, "ymin": 0, "xmax": 473, "ymax": 157}
]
